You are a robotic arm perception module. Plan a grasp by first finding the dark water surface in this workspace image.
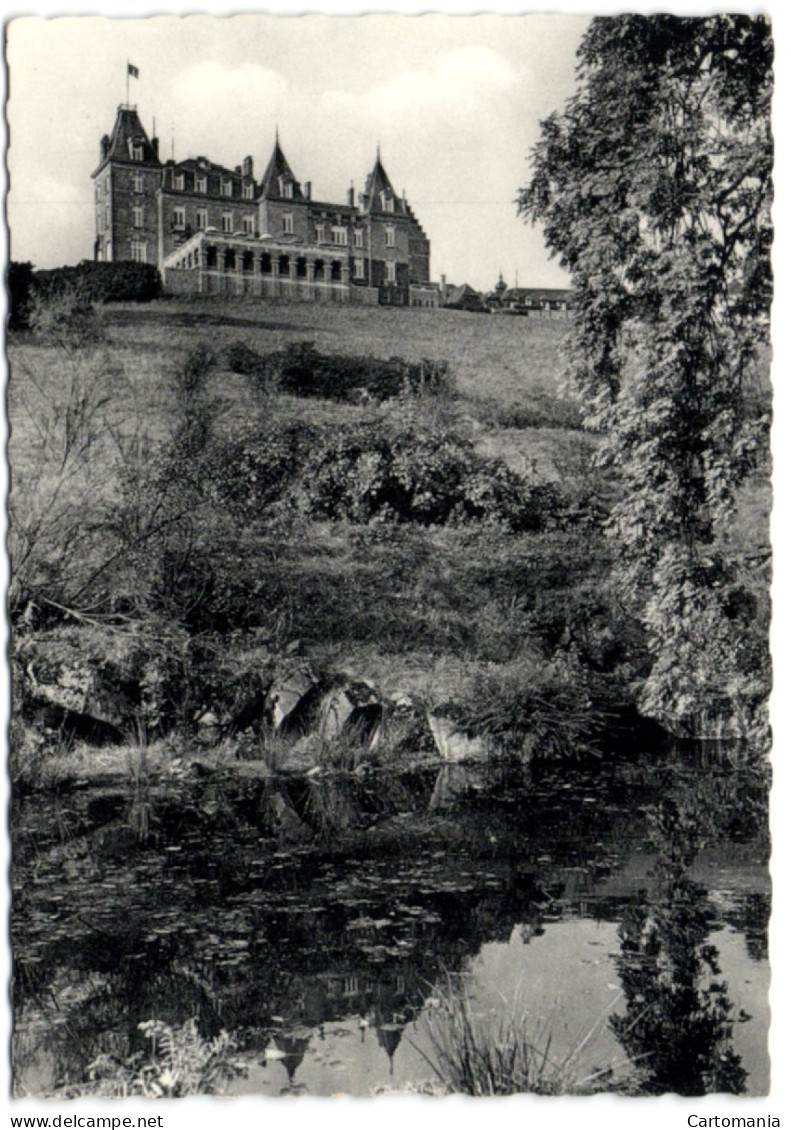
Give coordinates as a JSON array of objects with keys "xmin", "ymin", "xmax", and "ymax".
[{"xmin": 12, "ymin": 745, "xmax": 770, "ymax": 1097}]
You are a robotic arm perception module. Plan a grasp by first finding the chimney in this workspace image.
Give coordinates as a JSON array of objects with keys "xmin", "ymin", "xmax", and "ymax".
[
  {"xmin": 243, "ymin": 155, "xmax": 253, "ymax": 178},
  {"xmin": 235, "ymin": 164, "xmax": 241, "ymax": 175},
  {"xmin": 303, "ymin": 181, "xmax": 312, "ymax": 200},
  {"xmin": 440, "ymin": 274, "xmax": 447, "ymax": 301},
  {"xmin": 347, "ymin": 182, "xmax": 355, "ymax": 208},
  {"xmin": 100, "ymin": 134, "xmax": 110, "ymax": 160},
  {"xmin": 151, "ymin": 136, "xmax": 159, "ymax": 159}
]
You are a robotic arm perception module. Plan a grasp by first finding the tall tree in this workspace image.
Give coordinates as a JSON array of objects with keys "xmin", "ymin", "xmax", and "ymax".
[{"xmin": 520, "ymin": 15, "xmax": 773, "ymax": 743}]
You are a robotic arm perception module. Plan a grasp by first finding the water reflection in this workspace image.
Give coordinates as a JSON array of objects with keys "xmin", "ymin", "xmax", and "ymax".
[
  {"xmin": 610, "ymin": 798, "xmax": 749, "ymax": 1095},
  {"xmin": 11, "ymin": 749, "xmax": 770, "ymax": 1097}
]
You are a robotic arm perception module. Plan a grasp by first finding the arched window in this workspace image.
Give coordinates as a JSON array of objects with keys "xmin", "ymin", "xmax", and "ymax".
[{"xmin": 278, "ymin": 254, "xmax": 290, "ymax": 276}]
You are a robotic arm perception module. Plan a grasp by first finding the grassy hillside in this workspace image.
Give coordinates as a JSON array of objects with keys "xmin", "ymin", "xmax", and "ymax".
[{"xmin": 8, "ymin": 295, "xmax": 770, "ymax": 779}]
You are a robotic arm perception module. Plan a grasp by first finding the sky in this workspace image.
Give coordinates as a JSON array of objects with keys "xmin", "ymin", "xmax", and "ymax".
[{"xmin": 6, "ymin": 13, "xmax": 589, "ymax": 290}]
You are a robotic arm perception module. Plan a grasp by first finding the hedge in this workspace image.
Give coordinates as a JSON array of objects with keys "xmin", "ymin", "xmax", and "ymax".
[{"xmin": 33, "ymin": 260, "xmax": 162, "ymax": 304}]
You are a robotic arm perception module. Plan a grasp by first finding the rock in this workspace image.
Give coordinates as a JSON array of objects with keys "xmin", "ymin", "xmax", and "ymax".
[
  {"xmin": 318, "ymin": 681, "xmax": 383, "ymax": 746},
  {"xmin": 195, "ymin": 710, "xmax": 223, "ymax": 746},
  {"xmin": 427, "ymin": 713, "xmax": 489, "ymax": 763},
  {"xmin": 278, "ymin": 735, "xmax": 322, "ymax": 775},
  {"xmin": 267, "ymin": 665, "xmax": 322, "ymax": 734}
]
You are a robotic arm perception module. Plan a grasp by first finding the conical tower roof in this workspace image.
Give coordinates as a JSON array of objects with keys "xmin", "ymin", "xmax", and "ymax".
[
  {"xmin": 93, "ymin": 106, "xmax": 160, "ymax": 175},
  {"xmin": 260, "ymin": 135, "xmax": 304, "ymax": 201},
  {"xmin": 360, "ymin": 148, "xmax": 404, "ymax": 214}
]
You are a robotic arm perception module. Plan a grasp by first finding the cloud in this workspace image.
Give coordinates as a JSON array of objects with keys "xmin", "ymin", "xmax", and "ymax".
[{"xmin": 321, "ymin": 46, "xmax": 518, "ymax": 129}]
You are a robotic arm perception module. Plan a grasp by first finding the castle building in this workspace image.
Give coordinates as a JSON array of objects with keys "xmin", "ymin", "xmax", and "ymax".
[{"xmin": 92, "ymin": 105, "xmax": 439, "ymax": 307}]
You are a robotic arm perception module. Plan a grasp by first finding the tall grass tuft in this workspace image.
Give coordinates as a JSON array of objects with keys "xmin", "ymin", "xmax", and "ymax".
[{"xmin": 414, "ymin": 975, "xmax": 630, "ymax": 1096}]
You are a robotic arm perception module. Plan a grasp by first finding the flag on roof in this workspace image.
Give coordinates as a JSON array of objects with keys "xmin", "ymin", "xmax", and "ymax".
[{"xmin": 128, "ymin": 63, "xmax": 139, "ymax": 78}]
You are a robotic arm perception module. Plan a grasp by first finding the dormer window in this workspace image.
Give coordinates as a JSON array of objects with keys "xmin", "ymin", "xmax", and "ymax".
[
  {"xmin": 130, "ymin": 140, "xmax": 144, "ymax": 161},
  {"xmin": 243, "ymin": 183, "xmax": 254, "ymax": 200},
  {"xmin": 279, "ymin": 177, "xmax": 294, "ymax": 200},
  {"xmin": 174, "ymin": 173, "xmax": 185, "ymax": 191},
  {"xmin": 196, "ymin": 176, "xmax": 207, "ymax": 194},
  {"xmin": 222, "ymin": 180, "xmax": 233, "ymax": 198}
]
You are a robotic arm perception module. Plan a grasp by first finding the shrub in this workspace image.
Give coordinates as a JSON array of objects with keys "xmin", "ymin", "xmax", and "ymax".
[
  {"xmin": 212, "ymin": 415, "xmax": 564, "ymax": 533},
  {"xmin": 34, "ymin": 260, "xmax": 161, "ymax": 304},
  {"xmin": 8, "ymin": 261, "xmax": 36, "ymax": 329},
  {"xmin": 227, "ymin": 339, "xmax": 455, "ymax": 403}
]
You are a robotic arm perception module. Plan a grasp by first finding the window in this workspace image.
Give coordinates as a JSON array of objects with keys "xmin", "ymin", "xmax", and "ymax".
[
  {"xmin": 385, "ymin": 225, "xmax": 396, "ymax": 248},
  {"xmin": 172, "ymin": 207, "xmax": 186, "ymax": 230},
  {"xmin": 174, "ymin": 173, "xmax": 185, "ymax": 190},
  {"xmin": 279, "ymin": 177, "xmax": 293, "ymax": 199},
  {"xmin": 130, "ymin": 240, "xmax": 147, "ymax": 263},
  {"xmin": 133, "ymin": 206, "xmax": 144, "ymax": 228},
  {"xmin": 242, "ymin": 215, "xmax": 255, "ymax": 236},
  {"xmin": 315, "ymin": 223, "xmax": 326, "ymax": 244},
  {"xmin": 133, "ymin": 172, "xmax": 144, "ymax": 193},
  {"xmin": 196, "ymin": 176, "xmax": 207, "ymax": 194},
  {"xmin": 243, "ymin": 183, "xmax": 254, "ymax": 200},
  {"xmin": 222, "ymin": 213, "xmax": 233, "ymax": 233},
  {"xmin": 222, "ymin": 180, "xmax": 233, "ymax": 198},
  {"xmin": 196, "ymin": 209, "xmax": 208, "ymax": 230},
  {"xmin": 354, "ymin": 228, "xmax": 364, "ymax": 249},
  {"xmin": 331, "ymin": 226, "xmax": 348, "ymax": 246},
  {"xmin": 131, "ymin": 143, "xmax": 144, "ymax": 161},
  {"xmin": 283, "ymin": 213, "xmax": 294, "ymax": 236},
  {"xmin": 354, "ymin": 258, "xmax": 365, "ymax": 280},
  {"xmin": 385, "ymin": 261, "xmax": 396, "ymax": 284}
]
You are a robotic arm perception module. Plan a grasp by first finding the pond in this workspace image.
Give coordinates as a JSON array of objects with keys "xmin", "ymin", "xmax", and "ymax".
[{"xmin": 11, "ymin": 743, "xmax": 770, "ymax": 1098}]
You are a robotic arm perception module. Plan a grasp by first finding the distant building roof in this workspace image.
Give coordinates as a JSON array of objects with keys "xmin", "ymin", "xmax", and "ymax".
[{"xmin": 503, "ymin": 287, "xmax": 572, "ymax": 304}]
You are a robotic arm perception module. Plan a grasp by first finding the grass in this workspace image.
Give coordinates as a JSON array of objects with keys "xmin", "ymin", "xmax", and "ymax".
[{"xmin": 414, "ymin": 974, "xmax": 635, "ymax": 1096}]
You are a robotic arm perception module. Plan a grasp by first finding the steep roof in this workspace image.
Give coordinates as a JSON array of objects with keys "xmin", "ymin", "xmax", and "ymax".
[
  {"xmin": 360, "ymin": 151, "xmax": 406, "ymax": 215},
  {"xmin": 260, "ymin": 137, "xmax": 304, "ymax": 201},
  {"xmin": 93, "ymin": 106, "xmax": 160, "ymax": 176}
]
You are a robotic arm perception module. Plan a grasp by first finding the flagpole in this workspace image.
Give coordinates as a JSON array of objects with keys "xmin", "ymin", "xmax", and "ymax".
[{"xmin": 126, "ymin": 59, "xmax": 129, "ymax": 107}]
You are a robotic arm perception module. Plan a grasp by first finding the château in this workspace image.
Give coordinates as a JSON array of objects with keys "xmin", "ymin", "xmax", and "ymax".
[{"xmin": 92, "ymin": 105, "xmax": 439, "ymax": 307}]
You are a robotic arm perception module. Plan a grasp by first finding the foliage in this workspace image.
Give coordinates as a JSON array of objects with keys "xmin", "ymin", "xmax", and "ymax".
[
  {"xmin": 34, "ymin": 259, "xmax": 161, "ymax": 304},
  {"xmin": 8, "ymin": 261, "xmax": 36, "ymax": 329},
  {"xmin": 458, "ymin": 651, "xmax": 606, "ymax": 759},
  {"xmin": 415, "ymin": 974, "xmax": 625, "ymax": 1095},
  {"xmin": 64, "ymin": 1019, "xmax": 245, "ymax": 1098},
  {"xmin": 8, "ymin": 290, "xmax": 125, "ymax": 619},
  {"xmin": 213, "ymin": 411, "xmax": 564, "ymax": 533},
  {"xmin": 228, "ymin": 339, "xmax": 455, "ymax": 404},
  {"xmin": 610, "ymin": 799, "xmax": 749, "ymax": 1095},
  {"xmin": 520, "ymin": 15, "xmax": 773, "ymax": 738}
]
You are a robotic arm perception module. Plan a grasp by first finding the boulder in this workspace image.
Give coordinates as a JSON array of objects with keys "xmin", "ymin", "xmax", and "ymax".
[
  {"xmin": 427, "ymin": 713, "xmax": 489, "ymax": 763},
  {"xmin": 318, "ymin": 680, "xmax": 383, "ymax": 746},
  {"xmin": 267, "ymin": 665, "xmax": 321, "ymax": 734}
]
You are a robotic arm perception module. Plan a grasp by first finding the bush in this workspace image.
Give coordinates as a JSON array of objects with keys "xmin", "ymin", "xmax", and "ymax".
[
  {"xmin": 34, "ymin": 260, "xmax": 161, "ymax": 304},
  {"xmin": 8, "ymin": 261, "xmax": 36, "ymax": 329},
  {"xmin": 211, "ymin": 416, "xmax": 564, "ymax": 533},
  {"xmin": 227, "ymin": 340, "xmax": 455, "ymax": 404}
]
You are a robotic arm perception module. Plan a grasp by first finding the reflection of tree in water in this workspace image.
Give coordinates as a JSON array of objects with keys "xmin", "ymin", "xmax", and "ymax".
[{"xmin": 610, "ymin": 799, "xmax": 747, "ymax": 1095}]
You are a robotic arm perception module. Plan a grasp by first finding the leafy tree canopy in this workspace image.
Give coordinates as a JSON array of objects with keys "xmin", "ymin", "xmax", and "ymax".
[{"xmin": 519, "ymin": 16, "xmax": 773, "ymax": 742}]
